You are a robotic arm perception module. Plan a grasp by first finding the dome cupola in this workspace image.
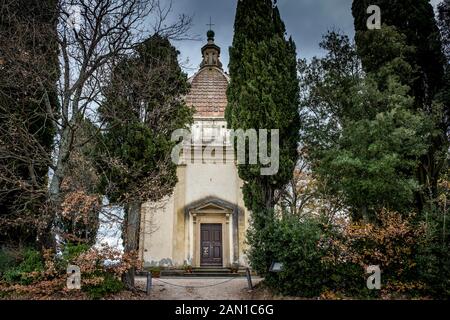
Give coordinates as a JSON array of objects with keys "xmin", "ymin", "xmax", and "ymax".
[
  {"xmin": 184, "ymin": 25, "xmax": 229, "ymax": 119},
  {"xmin": 200, "ymin": 28, "xmax": 222, "ymax": 69}
]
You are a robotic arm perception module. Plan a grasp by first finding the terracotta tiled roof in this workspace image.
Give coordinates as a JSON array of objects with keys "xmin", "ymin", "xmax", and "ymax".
[{"xmin": 185, "ymin": 67, "xmax": 229, "ymax": 118}]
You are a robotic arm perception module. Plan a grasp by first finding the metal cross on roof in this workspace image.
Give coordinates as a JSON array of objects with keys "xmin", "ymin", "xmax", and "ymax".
[{"xmin": 207, "ymin": 17, "xmax": 215, "ymax": 30}]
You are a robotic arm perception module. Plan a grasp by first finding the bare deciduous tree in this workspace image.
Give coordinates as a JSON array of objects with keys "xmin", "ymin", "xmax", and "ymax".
[
  {"xmin": 1, "ymin": 0, "xmax": 193, "ymax": 253},
  {"xmin": 278, "ymin": 150, "xmax": 348, "ymax": 224}
]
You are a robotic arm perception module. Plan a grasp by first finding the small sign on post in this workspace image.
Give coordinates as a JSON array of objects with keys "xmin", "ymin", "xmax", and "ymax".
[{"xmin": 269, "ymin": 262, "xmax": 284, "ymax": 273}]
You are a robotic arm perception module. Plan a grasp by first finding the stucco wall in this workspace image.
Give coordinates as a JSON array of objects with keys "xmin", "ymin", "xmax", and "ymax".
[
  {"xmin": 140, "ymin": 119, "xmax": 251, "ymax": 268},
  {"xmin": 141, "ymin": 197, "xmax": 175, "ymax": 267},
  {"xmin": 184, "ymin": 163, "xmax": 239, "ymax": 205}
]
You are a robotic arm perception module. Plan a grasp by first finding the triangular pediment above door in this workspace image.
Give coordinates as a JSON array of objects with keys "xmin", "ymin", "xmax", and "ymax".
[
  {"xmin": 186, "ymin": 197, "xmax": 236, "ymax": 214},
  {"xmin": 194, "ymin": 202, "xmax": 229, "ymax": 213}
]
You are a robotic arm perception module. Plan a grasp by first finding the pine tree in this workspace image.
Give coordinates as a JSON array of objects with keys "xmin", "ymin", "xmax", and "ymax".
[
  {"xmin": 226, "ymin": 0, "xmax": 300, "ymax": 227},
  {"xmin": 352, "ymin": 0, "xmax": 448, "ymax": 209},
  {"xmin": 98, "ymin": 34, "xmax": 193, "ymax": 287},
  {"xmin": 0, "ymin": 0, "xmax": 59, "ymax": 247}
]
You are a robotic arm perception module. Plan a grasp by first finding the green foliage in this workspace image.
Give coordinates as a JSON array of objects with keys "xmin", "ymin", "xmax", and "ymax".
[
  {"xmin": 352, "ymin": 0, "xmax": 448, "ymax": 207},
  {"xmin": 415, "ymin": 169, "xmax": 450, "ymax": 299},
  {"xmin": 0, "ymin": 248, "xmax": 18, "ymax": 276},
  {"xmin": 226, "ymin": 0, "xmax": 300, "ymax": 227},
  {"xmin": 82, "ymin": 272, "xmax": 124, "ymax": 300},
  {"xmin": 249, "ymin": 210, "xmax": 444, "ymax": 299},
  {"xmin": 2, "ymin": 248, "xmax": 44, "ymax": 285},
  {"xmin": 321, "ymin": 105, "xmax": 432, "ymax": 217},
  {"xmin": 60, "ymin": 243, "xmax": 90, "ymax": 266},
  {"xmin": 243, "ymin": 1, "xmax": 450, "ymax": 300},
  {"xmin": 99, "ymin": 123, "xmax": 179, "ymax": 203},
  {"xmin": 148, "ymin": 266, "xmax": 162, "ymax": 277},
  {"xmin": 97, "ymin": 34, "xmax": 193, "ymax": 288},
  {"xmin": 247, "ymin": 215, "xmax": 366, "ymax": 298},
  {"xmin": 416, "ymin": 209, "xmax": 450, "ymax": 298},
  {"xmin": 97, "ymin": 34, "xmax": 193, "ymax": 205},
  {"xmin": 352, "ymin": 0, "xmax": 445, "ymax": 108},
  {"xmin": 300, "ymin": 30, "xmax": 436, "ymax": 220},
  {"xmin": 227, "ymin": 2, "xmax": 302, "ymax": 299},
  {"xmin": 247, "ymin": 215, "xmax": 326, "ymax": 297},
  {"xmin": 354, "ymin": 26, "xmax": 416, "ymax": 90}
]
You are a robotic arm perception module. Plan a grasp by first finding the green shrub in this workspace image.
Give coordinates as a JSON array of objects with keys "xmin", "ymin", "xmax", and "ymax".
[
  {"xmin": 82, "ymin": 272, "xmax": 124, "ymax": 300},
  {"xmin": 247, "ymin": 214, "xmax": 385, "ymax": 298},
  {"xmin": 147, "ymin": 266, "xmax": 162, "ymax": 277},
  {"xmin": 247, "ymin": 208, "xmax": 449, "ymax": 299},
  {"xmin": 2, "ymin": 248, "xmax": 44, "ymax": 285},
  {"xmin": 416, "ymin": 206, "xmax": 450, "ymax": 299},
  {"xmin": 247, "ymin": 215, "xmax": 333, "ymax": 297},
  {"xmin": 60, "ymin": 243, "xmax": 90, "ymax": 267},
  {"xmin": 0, "ymin": 247, "xmax": 18, "ymax": 276}
]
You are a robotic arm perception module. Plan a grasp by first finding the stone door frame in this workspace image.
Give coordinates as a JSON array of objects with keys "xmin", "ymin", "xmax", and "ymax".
[{"xmin": 185, "ymin": 198, "xmax": 241, "ymax": 268}]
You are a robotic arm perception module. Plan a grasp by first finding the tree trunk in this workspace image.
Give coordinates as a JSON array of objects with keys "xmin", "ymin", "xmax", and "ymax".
[
  {"xmin": 265, "ymin": 184, "xmax": 274, "ymax": 211},
  {"xmin": 122, "ymin": 202, "xmax": 142, "ymax": 289},
  {"xmin": 44, "ymin": 125, "xmax": 72, "ymax": 250}
]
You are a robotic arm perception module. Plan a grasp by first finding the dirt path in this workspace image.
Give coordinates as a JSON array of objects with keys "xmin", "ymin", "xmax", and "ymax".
[{"xmin": 135, "ymin": 277, "xmax": 264, "ymax": 300}]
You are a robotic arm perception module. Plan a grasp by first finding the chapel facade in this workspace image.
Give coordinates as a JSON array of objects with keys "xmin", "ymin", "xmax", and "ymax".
[{"xmin": 138, "ymin": 30, "xmax": 250, "ymax": 268}]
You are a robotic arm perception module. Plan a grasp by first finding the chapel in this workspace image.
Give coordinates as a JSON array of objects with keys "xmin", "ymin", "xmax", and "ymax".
[{"xmin": 138, "ymin": 30, "xmax": 250, "ymax": 268}]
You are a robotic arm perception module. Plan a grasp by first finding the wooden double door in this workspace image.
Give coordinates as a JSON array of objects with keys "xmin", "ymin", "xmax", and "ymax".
[{"xmin": 200, "ymin": 223, "xmax": 223, "ymax": 266}]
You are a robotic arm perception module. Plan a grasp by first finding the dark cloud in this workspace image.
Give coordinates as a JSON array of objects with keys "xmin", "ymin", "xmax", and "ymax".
[{"xmin": 163, "ymin": 0, "xmax": 441, "ymax": 76}]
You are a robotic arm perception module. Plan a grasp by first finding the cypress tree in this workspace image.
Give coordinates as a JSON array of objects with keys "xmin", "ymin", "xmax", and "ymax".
[
  {"xmin": 226, "ymin": 0, "xmax": 300, "ymax": 227},
  {"xmin": 352, "ymin": 0, "xmax": 448, "ymax": 209},
  {"xmin": 352, "ymin": 0, "xmax": 445, "ymax": 106}
]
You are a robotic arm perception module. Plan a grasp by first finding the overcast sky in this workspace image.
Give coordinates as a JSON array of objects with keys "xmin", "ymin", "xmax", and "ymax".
[{"xmin": 164, "ymin": 0, "xmax": 442, "ymax": 76}]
